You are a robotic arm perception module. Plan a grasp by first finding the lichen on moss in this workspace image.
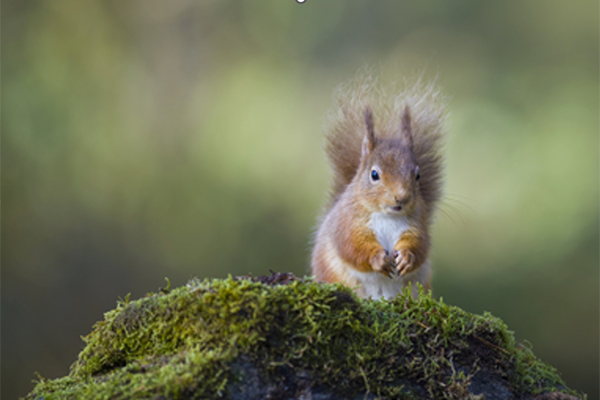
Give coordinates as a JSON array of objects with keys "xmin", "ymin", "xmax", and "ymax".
[{"xmin": 25, "ymin": 274, "xmax": 584, "ymax": 400}]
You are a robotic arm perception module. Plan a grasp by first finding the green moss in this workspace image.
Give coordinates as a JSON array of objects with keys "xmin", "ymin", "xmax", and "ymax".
[{"xmin": 25, "ymin": 276, "xmax": 584, "ymax": 399}]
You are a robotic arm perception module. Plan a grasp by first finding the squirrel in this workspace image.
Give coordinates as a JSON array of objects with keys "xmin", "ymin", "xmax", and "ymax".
[{"xmin": 311, "ymin": 78, "xmax": 447, "ymax": 300}]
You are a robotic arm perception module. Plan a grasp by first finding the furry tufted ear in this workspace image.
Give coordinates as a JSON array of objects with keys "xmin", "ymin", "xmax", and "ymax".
[
  {"xmin": 400, "ymin": 105, "xmax": 413, "ymax": 150},
  {"xmin": 362, "ymin": 106, "xmax": 376, "ymax": 156}
]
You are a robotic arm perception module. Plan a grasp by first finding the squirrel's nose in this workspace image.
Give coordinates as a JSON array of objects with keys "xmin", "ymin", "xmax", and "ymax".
[
  {"xmin": 395, "ymin": 194, "xmax": 409, "ymax": 205},
  {"xmin": 390, "ymin": 195, "xmax": 409, "ymax": 212},
  {"xmin": 394, "ymin": 193, "xmax": 410, "ymax": 206}
]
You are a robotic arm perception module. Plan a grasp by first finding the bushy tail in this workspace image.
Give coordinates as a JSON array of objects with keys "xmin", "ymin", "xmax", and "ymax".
[{"xmin": 325, "ymin": 75, "xmax": 447, "ymax": 215}]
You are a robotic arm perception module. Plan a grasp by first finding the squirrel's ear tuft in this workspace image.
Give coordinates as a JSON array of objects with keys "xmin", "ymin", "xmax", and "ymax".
[
  {"xmin": 400, "ymin": 105, "xmax": 413, "ymax": 150},
  {"xmin": 362, "ymin": 106, "xmax": 376, "ymax": 156}
]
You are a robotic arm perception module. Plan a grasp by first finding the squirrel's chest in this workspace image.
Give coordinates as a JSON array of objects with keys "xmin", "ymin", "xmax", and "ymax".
[{"xmin": 368, "ymin": 213, "xmax": 410, "ymax": 252}]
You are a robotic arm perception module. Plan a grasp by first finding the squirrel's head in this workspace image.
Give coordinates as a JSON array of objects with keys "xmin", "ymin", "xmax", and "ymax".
[{"xmin": 356, "ymin": 105, "xmax": 421, "ymax": 215}]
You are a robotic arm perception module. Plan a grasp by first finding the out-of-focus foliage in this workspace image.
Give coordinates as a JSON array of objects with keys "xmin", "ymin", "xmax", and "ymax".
[{"xmin": 2, "ymin": 0, "xmax": 598, "ymax": 399}]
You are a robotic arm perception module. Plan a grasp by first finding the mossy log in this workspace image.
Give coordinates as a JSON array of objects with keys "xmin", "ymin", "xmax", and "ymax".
[{"xmin": 26, "ymin": 273, "xmax": 584, "ymax": 400}]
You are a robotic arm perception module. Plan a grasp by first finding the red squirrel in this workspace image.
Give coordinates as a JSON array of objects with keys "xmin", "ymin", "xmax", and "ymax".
[{"xmin": 311, "ymin": 79, "xmax": 446, "ymax": 299}]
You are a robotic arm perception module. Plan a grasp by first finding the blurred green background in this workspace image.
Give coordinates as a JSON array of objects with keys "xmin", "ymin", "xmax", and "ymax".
[{"xmin": 3, "ymin": 0, "xmax": 598, "ymax": 398}]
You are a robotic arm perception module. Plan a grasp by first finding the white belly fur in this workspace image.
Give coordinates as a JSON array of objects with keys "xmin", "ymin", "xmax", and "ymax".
[
  {"xmin": 346, "ymin": 268, "xmax": 405, "ymax": 299},
  {"xmin": 347, "ymin": 213, "xmax": 418, "ymax": 300},
  {"xmin": 346, "ymin": 260, "xmax": 431, "ymax": 300},
  {"xmin": 369, "ymin": 212, "xmax": 410, "ymax": 252},
  {"xmin": 325, "ymin": 213, "xmax": 429, "ymax": 300}
]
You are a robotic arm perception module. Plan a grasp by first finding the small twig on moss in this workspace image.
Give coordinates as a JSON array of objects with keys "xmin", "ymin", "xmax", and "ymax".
[
  {"xmin": 417, "ymin": 321, "xmax": 429, "ymax": 329},
  {"xmin": 474, "ymin": 335, "xmax": 510, "ymax": 355}
]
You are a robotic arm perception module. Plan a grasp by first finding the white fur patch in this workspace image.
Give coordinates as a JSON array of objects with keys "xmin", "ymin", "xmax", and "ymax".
[
  {"xmin": 346, "ymin": 268, "xmax": 405, "ymax": 299},
  {"xmin": 346, "ymin": 260, "xmax": 431, "ymax": 300},
  {"xmin": 369, "ymin": 213, "xmax": 410, "ymax": 252}
]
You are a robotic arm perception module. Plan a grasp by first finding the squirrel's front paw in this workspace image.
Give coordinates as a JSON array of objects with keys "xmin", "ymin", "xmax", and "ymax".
[
  {"xmin": 371, "ymin": 249, "xmax": 395, "ymax": 278},
  {"xmin": 394, "ymin": 249, "xmax": 416, "ymax": 277}
]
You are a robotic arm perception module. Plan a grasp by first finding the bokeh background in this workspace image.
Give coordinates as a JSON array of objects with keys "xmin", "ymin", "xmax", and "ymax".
[{"xmin": 3, "ymin": 0, "xmax": 598, "ymax": 398}]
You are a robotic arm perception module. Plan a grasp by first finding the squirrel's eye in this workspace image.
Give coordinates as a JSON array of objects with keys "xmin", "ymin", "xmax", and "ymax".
[
  {"xmin": 370, "ymin": 169, "xmax": 380, "ymax": 182},
  {"xmin": 415, "ymin": 166, "xmax": 420, "ymax": 181}
]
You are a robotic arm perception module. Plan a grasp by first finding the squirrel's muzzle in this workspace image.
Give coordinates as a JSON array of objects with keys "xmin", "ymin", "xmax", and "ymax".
[{"xmin": 390, "ymin": 194, "xmax": 411, "ymax": 212}]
